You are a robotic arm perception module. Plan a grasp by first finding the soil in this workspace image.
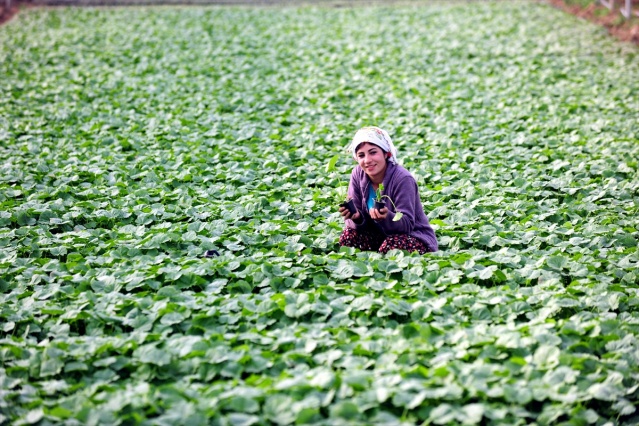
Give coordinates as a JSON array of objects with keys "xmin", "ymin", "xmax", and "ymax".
[
  {"xmin": 0, "ymin": 2, "xmax": 21, "ymax": 25},
  {"xmin": 1, "ymin": 0, "xmax": 638, "ymax": 46},
  {"xmin": 547, "ymin": 0, "xmax": 639, "ymax": 45}
]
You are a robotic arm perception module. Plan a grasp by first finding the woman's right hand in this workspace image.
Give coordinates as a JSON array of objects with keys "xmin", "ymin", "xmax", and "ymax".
[{"xmin": 339, "ymin": 206, "xmax": 361, "ymax": 223}]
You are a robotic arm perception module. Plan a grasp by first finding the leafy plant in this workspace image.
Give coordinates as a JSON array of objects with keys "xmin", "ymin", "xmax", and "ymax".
[
  {"xmin": 374, "ymin": 183, "xmax": 385, "ymax": 203},
  {"xmin": 0, "ymin": 3, "xmax": 638, "ymax": 425},
  {"xmin": 373, "ymin": 183, "xmax": 404, "ymax": 221},
  {"xmin": 336, "ymin": 183, "xmax": 349, "ymax": 202}
]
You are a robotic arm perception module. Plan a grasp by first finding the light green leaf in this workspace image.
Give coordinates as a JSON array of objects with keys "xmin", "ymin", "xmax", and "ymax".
[{"xmin": 326, "ymin": 155, "xmax": 339, "ymax": 173}]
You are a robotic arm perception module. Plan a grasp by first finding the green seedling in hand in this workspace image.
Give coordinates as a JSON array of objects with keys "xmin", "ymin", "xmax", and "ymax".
[{"xmin": 373, "ymin": 184, "xmax": 403, "ymax": 221}]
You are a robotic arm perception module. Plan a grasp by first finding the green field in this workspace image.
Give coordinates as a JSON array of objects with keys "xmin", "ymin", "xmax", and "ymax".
[{"xmin": 1, "ymin": 3, "xmax": 639, "ymax": 424}]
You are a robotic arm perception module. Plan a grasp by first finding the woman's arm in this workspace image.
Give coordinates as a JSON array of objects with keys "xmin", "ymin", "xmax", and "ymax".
[
  {"xmin": 377, "ymin": 176, "xmax": 418, "ymax": 235},
  {"xmin": 345, "ymin": 168, "xmax": 368, "ymax": 230}
]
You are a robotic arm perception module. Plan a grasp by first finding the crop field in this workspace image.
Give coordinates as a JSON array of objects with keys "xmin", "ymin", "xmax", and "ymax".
[{"xmin": 1, "ymin": 2, "xmax": 639, "ymax": 425}]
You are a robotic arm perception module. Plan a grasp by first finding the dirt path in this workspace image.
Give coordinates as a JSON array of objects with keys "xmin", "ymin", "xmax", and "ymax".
[
  {"xmin": 0, "ymin": 2, "xmax": 21, "ymax": 25},
  {"xmin": 548, "ymin": 0, "xmax": 639, "ymax": 44}
]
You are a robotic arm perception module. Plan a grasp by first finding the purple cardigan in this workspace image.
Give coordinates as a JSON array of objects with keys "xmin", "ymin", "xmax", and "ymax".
[{"xmin": 346, "ymin": 162, "xmax": 438, "ymax": 252}]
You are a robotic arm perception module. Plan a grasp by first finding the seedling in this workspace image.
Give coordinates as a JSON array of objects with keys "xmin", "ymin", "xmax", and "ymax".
[
  {"xmin": 336, "ymin": 185, "xmax": 356, "ymax": 215},
  {"xmin": 327, "ymin": 157, "xmax": 357, "ymax": 215},
  {"xmin": 373, "ymin": 184, "xmax": 403, "ymax": 221}
]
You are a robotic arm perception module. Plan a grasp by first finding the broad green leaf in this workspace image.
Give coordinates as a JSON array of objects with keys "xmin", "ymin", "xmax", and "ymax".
[
  {"xmin": 547, "ymin": 255, "xmax": 568, "ymax": 270},
  {"xmin": 329, "ymin": 401, "xmax": 360, "ymax": 420},
  {"xmin": 264, "ymin": 395, "xmax": 296, "ymax": 425},
  {"xmin": 533, "ymin": 345, "xmax": 561, "ymax": 370},
  {"xmin": 325, "ymin": 155, "xmax": 339, "ymax": 173}
]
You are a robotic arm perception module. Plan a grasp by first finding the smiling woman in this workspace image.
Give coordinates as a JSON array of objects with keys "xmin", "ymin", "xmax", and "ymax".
[{"xmin": 338, "ymin": 126, "xmax": 438, "ymax": 254}]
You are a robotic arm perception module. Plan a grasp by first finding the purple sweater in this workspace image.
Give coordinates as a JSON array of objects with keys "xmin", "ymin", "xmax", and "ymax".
[{"xmin": 346, "ymin": 162, "xmax": 438, "ymax": 252}]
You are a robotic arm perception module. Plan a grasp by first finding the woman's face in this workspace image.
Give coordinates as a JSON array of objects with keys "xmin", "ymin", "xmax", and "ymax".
[{"xmin": 356, "ymin": 142, "xmax": 387, "ymax": 182}]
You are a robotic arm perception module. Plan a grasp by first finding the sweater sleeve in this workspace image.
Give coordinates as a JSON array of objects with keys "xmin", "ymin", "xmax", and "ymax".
[
  {"xmin": 377, "ymin": 176, "xmax": 418, "ymax": 235},
  {"xmin": 345, "ymin": 168, "xmax": 369, "ymax": 230}
]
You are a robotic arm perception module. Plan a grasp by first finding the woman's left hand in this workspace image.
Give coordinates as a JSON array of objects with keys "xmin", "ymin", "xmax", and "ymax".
[{"xmin": 370, "ymin": 207, "xmax": 388, "ymax": 222}]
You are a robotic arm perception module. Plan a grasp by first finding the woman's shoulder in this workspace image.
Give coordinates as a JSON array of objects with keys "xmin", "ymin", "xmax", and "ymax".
[
  {"xmin": 350, "ymin": 165, "xmax": 367, "ymax": 186},
  {"xmin": 390, "ymin": 163, "xmax": 416, "ymax": 183},
  {"xmin": 351, "ymin": 165, "xmax": 365, "ymax": 179}
]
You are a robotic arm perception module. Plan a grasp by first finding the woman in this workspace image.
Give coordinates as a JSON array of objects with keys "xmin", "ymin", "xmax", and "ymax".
[{"xmin": 338, "ymin": 126, "xmax": 438, "ymax": 254}]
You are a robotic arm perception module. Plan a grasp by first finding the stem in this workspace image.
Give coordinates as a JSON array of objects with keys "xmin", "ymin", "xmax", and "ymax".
[{"xmin": 381, "ymin": 195, "xmax": 400, "ymax": 213}]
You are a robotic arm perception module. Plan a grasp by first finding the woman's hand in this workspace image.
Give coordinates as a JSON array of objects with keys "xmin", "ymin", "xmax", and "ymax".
[
  {"xmin": 339, "ymin": 206, "xmax": 362, "ymax": 223},
  {"xmin": 369, "ymin": 207, "xmax": 388, "ymax": 222}
]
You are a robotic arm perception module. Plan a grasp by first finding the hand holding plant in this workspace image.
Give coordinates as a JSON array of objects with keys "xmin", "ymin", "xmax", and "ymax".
[
  {"xmin": 336, "ymin": 185, "xmax": 356, "ymax": 215},
  {"xmin": 339, "ymin": 204, "xmax": 362, "ymax": 223},
  {"xmin": 335, "ymin": 181, "xmax": 359, "ymax": 222},
  {"xmin": 371, "ymin": 184, "xmax": 403, "ymax": 222}
]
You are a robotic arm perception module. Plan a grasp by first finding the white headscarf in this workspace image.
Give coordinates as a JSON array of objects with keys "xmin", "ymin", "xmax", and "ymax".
[{"xmin": 348, "ymin": 126, "xmax": 399, "ymax": 164}]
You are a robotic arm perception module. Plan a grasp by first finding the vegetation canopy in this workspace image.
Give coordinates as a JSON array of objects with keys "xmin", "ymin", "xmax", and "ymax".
[{"xmin": 0, "ymin": 3, "xmax": 638, "ymax": 425}]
